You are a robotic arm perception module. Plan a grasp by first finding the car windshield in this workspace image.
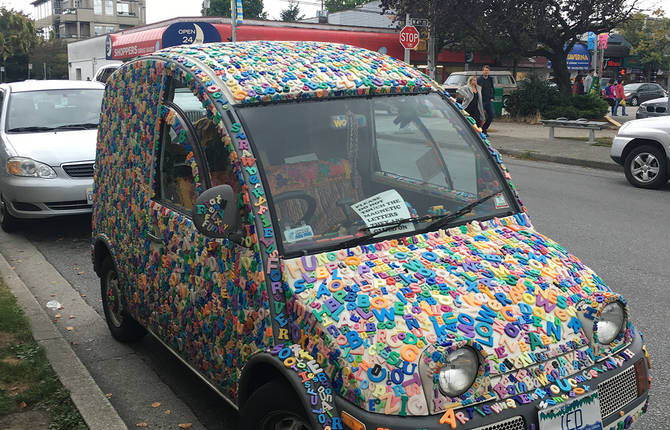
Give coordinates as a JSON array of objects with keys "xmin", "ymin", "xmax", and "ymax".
[
  {"xmin": 624, "ymin": 84, "xmax": 642, "ymax": 91},
  {"xmin": 445, "ymin": 75, "xmax": 468, "ymax": 86},
  {"xmin": 6, "ymin": 88, "xmax": 104, "ymax": 132},
  {"xmin": 238, "ymin": 93, "xmax": 517, "ymax": 256}
]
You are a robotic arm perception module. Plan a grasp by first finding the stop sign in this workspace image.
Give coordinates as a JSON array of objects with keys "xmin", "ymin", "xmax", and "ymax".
[{"xmin": 399, "ymin": 26, "xmax": 420, "ymax": 50}]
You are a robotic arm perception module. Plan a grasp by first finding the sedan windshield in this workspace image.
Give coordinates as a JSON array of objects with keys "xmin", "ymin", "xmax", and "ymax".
[
  {"xmin": 238, "ymin": 93, "xmax": 517, "ymax": 255},
  {"xmin": 445, "ymin": 75, "xmax": 468, "ymax": 86},
  {"xmin": 624, "ymin": 84, "xmax": 642, "ymax": 91},
  {"xmin": 6, "ymin": 89, "xmax": 104, "ymax": 132}
]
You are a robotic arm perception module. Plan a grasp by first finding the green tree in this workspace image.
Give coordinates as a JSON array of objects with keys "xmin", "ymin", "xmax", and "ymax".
[
  {"xmin": 280, "ymin": 1, "xmax": 304, "ymax": 22},
  {"xmin": 202, "ymin": 0, "xmax": 267, "ymax": 19},
  {"xmin": 0, "ymin": 7, "xmax": 39, "ymax": 81},
  {"xmin": 619, "ymin": 10, "xmax": 670, "ymax": 80},
  {"xmin": 324, "ymin": 0, "xmax": 369, "ymax": 13},
  {"xmin": 380, "ymin": 0, "xmax": 639, "ymax": 93},
  {"xmin": 30, "ymin": 38, "xmax": 68, "ymax": 80}
]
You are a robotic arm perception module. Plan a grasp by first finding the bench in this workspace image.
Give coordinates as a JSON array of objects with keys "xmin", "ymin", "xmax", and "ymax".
[{"xmin": 541, "ymin": 118, "xmax": 609, "ymax": 144}]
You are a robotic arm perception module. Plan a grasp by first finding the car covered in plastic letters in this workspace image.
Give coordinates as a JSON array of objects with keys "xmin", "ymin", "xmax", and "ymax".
[{"xmin": 92, "ymin": 41, "xmax": 650, "ymax": 430}]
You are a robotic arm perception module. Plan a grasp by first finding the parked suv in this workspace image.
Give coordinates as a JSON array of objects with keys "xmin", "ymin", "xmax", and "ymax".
[
  {"xmin": 611, "ymin": 116, "xmax": 670, "ymax": 188},
  {"xmin": 92, "ymin": 41, "xmax": 650, "ymax": 430},
  {"xmin": 443, "ymin": 70, "xmax": 516, "ymax": 106}
]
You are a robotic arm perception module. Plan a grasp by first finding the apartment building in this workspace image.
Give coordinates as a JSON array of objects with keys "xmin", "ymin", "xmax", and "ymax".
[{"xmin": 32, "ymin": 0, "xmax": 146, "ymax": 40}]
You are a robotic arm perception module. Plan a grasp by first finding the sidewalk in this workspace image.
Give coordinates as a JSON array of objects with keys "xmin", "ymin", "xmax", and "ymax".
[{"xmin": 486, "ymin": 120, "xmax": 623, "ymax": 171}]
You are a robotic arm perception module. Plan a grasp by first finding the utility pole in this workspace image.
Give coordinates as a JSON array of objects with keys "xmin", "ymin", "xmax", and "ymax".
[
  {"xmin": 404, "ymin": 13, "xmax": 410, "ymax": 64},
  {"xmin": 427, "ymin": 0, "xmax": 436, "ymax": 80},
  {"xmin": 231, "ymin": 0, "xmax": 237, "ymax": 42}
]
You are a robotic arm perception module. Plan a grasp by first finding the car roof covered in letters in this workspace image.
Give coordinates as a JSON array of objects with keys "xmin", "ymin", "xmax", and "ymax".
[{"xmin": 152, "ymin": 40, "xmax": 437, "ymax": 106}]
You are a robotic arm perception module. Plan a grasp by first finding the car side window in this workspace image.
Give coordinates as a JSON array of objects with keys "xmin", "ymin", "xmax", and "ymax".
[{"xmin": 156, "ymin": 106, "xmax": 206, "ymax": 214}]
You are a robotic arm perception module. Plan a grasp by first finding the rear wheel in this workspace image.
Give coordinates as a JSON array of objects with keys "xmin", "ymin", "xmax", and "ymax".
[
  {"xmin": 624, "ymin": 145, "xmax": 668, "ymax": 189},
  {"xmin": 630, "ymin": 96, "xmax": 639, "ymax": 106},
  {"xmin": 0, "ymin": 196, "xmax": 20, "ymax": 233},
  {"xmin": 239, "ymin": 379, "xmax": 311, "ymax": 430},
  {"xmin": 100, "ymin": 257, "xmax": 146, "ymax": 342}
]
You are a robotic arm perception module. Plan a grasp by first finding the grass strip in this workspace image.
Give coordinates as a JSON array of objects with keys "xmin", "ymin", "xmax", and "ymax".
[{"xmin": 0, "ymin": 278, "xmax": 87, "ymax": 430}]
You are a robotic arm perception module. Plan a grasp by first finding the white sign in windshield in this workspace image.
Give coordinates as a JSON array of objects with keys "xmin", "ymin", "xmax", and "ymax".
[{"xmin": 351, "ymin": 189, "xmax": 415, "ymax": 237}]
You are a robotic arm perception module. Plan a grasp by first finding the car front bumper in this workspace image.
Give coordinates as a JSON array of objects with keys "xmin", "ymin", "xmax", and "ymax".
[
  {"xmin": 1, "ymin": 171, "xmax": 93, "ymax": 219},
  {"xmin": 610, "ymin": 135, "xmax": 635, "ymax": 165},
  {"xmin": 335, "ymin": 331, "xmax": 649, "ymax": 430}
]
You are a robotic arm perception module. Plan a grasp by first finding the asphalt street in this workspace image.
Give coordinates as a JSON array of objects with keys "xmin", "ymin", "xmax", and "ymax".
[{"xmin": 5, "ymin": 157, "xmax": 669, "ymax": 429}]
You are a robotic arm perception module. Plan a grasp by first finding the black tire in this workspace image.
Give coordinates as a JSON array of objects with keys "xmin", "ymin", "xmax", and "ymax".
[
  {"xmin": 100, "ymin": 257, "xmax": 146, "ymax": 342},
  {"xmin": 502, "ymin": 95, "xmax": 510, "ymax": 109},
  {"xmin": 630, "ymin": 96, "xmax": 639, "ymax": 107},
  {"xmin": 239, "ymin": 379, "xmax": 311, "ymax": 430},
  {"xmin": 624, "ymin": 145, "xmax": 668, "ymax": 189},
  {"xmin": 0, "ymin": 196, "xmax": 20, "ymax": 233}
]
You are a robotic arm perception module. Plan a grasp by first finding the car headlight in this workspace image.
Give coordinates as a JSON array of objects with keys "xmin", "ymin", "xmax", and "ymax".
[
  {"xmin": 597, "ymin": 301, "xmax": 625, "ymax": 344},
  {"xmin": 7, "ymin": 157, "xmax": 57, "ymax": 179},
  {"xmin": 438, "ymin": 348, "xmax": 479, "ymax": 397}
]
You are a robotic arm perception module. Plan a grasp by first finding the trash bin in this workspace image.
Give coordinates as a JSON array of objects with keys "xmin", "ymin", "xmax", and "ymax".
[{"xmin": 493, "ymin": 87, "xmax": 503, "ymax": 116}]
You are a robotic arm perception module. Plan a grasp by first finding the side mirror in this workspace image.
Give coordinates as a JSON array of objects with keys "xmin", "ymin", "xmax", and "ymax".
[{"xmin": 193, "ymin": 185, "xmax": 238, "ymax": 238}]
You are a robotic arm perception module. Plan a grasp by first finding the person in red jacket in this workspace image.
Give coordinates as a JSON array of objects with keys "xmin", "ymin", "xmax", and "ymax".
[{"xmin": 613, "ymin": 80, "xmax": 627, "ymax": 116}]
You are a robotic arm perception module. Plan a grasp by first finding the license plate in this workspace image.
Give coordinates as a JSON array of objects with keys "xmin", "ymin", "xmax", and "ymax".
[
  {"xmin": 86, "ymin": 188, "xmax": 94, "ymax": 205},
  {"xmin": 538, "ymin": 391, "xmax": 602, "ymax": 430}
]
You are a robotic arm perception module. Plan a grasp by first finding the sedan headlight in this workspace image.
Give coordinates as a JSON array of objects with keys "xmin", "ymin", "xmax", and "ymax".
[
  {"xmin": 596, "ymin": 301, "xmax": 625, "ymax": 344},
  {"xmin": 7, "ymin": 157, "xmax": 57, "ymax": 179},
  {"xmin": 438, "ymin": 348, "xmax": 479, "ymax": 397}
]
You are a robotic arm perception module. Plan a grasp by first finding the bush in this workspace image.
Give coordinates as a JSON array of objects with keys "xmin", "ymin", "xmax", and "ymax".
[{"xmin": 506, "ymin": 74, "xmax": 609, "ymax": 120}]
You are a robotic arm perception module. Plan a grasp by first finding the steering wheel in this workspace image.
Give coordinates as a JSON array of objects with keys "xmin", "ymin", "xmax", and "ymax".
[{"xmin": 273, "ymin": 191, "xmax": 317, "ymax": 225}]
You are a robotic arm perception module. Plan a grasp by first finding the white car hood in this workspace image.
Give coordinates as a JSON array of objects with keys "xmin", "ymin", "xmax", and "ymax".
[
  {"xmin": 621, "ymin": 116, "xmax": 670, "ymax": 134},
  {"xmin": 4, "ymin": 129, "xmax": 97, "ymax": 166}
]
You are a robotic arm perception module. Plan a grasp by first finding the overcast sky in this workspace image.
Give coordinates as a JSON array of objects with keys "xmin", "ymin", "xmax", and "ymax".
[{"xmin": 1, "ymin": 0, "xmax": 667, "ymax": 23}]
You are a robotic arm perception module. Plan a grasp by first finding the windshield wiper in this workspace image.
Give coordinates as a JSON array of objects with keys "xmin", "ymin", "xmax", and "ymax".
[
  {"xmin": 338, "ymin": 191, "xmax": 501, "ymax": 250},
  {"xmin": 424, "ymin": 191, "xmax": 501, "ymax": 232},
  {"xmin": 53, "ymin": 123, "xmax": 98, "ymax": 130},
  {"xmin": 6, "ymin": 126, "xmax": 55, "ymax": 132}
]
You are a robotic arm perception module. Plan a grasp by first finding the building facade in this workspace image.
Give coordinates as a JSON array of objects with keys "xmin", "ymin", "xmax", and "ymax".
[{"xmin": 32, "ymin": 0, "xmax": 146, "ymax": 40}]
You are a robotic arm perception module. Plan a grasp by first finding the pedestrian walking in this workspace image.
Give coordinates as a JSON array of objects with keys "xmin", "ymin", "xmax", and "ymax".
[
  {"xmin": 603, "ymin": 81, "xmax": 615, "ymax": 111},
  {"xmin": 477, "ymin": 65, "xmax": 495, "ymax": 136},
  {"xmin": 458, "ymin": 76, "xmax": 485, "ymax": 129},
  {"xmin": 572, "ymin": 75, "xmax": 585, "ymax": 95},
  {"xmin": 613, "ymin": 79, "xmax": 627, "ymax": 116},
  {"xmin": 584, "ymin": 70, "xmax": 594, "ymax": 95}
]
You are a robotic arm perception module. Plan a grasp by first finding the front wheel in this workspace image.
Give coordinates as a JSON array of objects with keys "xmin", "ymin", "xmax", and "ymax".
[
  {"xmin": 624, "ymin": 145, "xmax": 668, "ymax": 189},
  {"xmin": 0, "ymin": 196, "xmax": 20, "ymax": 233},
  {"xmin": 630, "ymin": 96, "xmax": 639, "ymax": 106},
  {"xmin": 239, "ymin": 379, "xmax": 311, "ymax": 430},
  {"xmin": 100, "ymin": 257, "xmax": 146, "ymax": 342}
]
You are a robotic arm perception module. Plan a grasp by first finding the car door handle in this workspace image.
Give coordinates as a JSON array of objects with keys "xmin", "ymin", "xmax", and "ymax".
[{"xmin": 147, "ymin": 231, "xmax": 163, "ymax": 244}]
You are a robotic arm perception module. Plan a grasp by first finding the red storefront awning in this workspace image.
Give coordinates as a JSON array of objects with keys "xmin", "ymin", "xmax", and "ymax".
[{"xmin": 108, "ymin": 26, "xmax": 166, "ymax": 60}]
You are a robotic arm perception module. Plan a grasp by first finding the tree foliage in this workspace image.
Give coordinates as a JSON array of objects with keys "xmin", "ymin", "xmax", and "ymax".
[
  {"xmin": 280, "ymin": 1, "xmax": 304, "ymax": 22},
  {"xmin": 202, "ymin": 0, "xmax": 267, "ymax": 19},
  {"xmin": 0, "ymin": 8, "xmax": 38, "ymax": 62},
  {"xmin": 379, "ymin": 0, "xmax": 639, "ymax": 93},
  {"xmin": 619, "ymin": 10, "xmax": 670, "ymax": 76},
  {"xmin": 30, "ymin": 38, "xmax": 68, "ymax": 80},
  {"xmin": 325, "ymin": 0, "xmax": 369, "ymax": 13}
]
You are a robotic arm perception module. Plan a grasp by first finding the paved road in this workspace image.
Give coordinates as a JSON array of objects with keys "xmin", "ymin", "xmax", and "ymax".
[{"xmin": 8, "ymin": 158, "xmax": 670, "ymax": 429}]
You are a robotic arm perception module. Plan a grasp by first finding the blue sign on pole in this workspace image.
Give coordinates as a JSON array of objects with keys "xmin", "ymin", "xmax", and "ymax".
[
  {"xmin": 587, "ymin": 32, "xmax": 596, "ymax": 50},
  {"xmin": 162, "ymin": 22, "xmax": 221, "ymax": 49},
  {"xmin": 566, "ymin": 43, "xmax": 591, "ymax": 70}
]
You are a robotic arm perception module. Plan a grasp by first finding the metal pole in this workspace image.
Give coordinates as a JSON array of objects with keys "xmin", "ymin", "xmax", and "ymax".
[
  {"xmin": 231, "ymin": 0, "xmax": 237, "ymax": 43},
  {"xmin": 404, "ymin": 13, "xmax": 410, "ymax": 64},
  {"xmin": 428, "ymin": 1, "xmax": 436, "ymax": 80},
  {"xmin": 43, "ymin": 62, "xmax": 47, "ymax": 80}
]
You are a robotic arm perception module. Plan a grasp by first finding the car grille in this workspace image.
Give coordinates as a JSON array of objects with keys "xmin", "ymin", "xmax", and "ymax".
[
  {"xmin": 62, "ymin": 163, "xmax": 94, "ymax": 178},
  {"xmin": 598, "ymin": 365, "xmax": 638, "ymax": 419},
  {"xmin": 45, "ymin": 200, "xmax": 91, "ymax": 210},
  {"xmin": 473, "ymin": 416, "xmax": 525, "ymax": 430}
]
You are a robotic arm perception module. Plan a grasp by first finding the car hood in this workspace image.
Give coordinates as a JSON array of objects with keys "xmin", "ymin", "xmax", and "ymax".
[
  {"xmin": 3, "ymin": 129, "xmax": 97, "ymax": 165},
  {"xmin": 620, "ymin": 115, "xmax": 670, "ymax": 135},
  {"xmin": 641, "ymin": 97, "xmax": 668, "ymax": 106},
  {"xmin": 282, "ymin": 214, "xmax": 614, "ymax": 416}
]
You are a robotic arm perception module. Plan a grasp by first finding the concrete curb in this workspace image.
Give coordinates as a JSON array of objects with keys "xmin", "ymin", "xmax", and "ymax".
[
  {"xmin": 0, "ymin": 253, "xmax": 128, "ymax": 430},
  {"xmin": 496, "ymin": 148, "xmax": 623, "ymax": 172}
]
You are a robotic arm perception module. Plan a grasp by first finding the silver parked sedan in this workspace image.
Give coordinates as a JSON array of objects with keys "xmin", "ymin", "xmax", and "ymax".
[{"xmin": 0, "ymin": 80, "xmax": 104, "ymax": 231}]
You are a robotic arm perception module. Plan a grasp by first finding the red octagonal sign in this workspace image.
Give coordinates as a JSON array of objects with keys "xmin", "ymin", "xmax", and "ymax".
[{"xmin": 399, "ymin": 25, "xmax": 420, "ymax": 50}]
